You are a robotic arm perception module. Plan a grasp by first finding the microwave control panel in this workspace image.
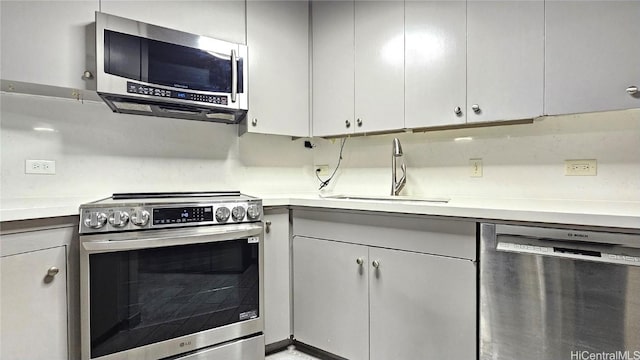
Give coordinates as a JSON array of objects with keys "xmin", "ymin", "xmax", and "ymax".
[{"xmin": 126, "ymin": 81, "xmax": 228, "ymax": 105}]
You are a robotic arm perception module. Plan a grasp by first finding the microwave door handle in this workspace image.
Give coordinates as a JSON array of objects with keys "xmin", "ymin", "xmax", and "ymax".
[{"xmin": 231, "ymin": 49, "xmax": 237, "ymax": 103}]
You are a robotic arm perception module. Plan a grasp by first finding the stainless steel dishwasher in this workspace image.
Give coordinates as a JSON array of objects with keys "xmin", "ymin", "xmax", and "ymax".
[{"xmin": 480, "ymin": 223, "xmax": 640, "ymax": 360}]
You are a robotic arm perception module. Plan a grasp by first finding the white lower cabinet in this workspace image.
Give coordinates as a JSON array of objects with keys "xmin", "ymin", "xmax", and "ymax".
[
  {"xmin": 1, "ymin": 246, "xmax": 69, "ymax": 360},
  {"xmin": 292, "ymin": 210, "xmax": 477, "ymax": 359},
  {"xmin": 293, "ymin": 237, "xmax": 370, "ymax": 360},
  {"xmin": 369, "ymin": 247, "xmax": 475, "ymax": 360},
  {"xmin": 263, "ymin": 209, "xmax": 292, "ymax": 345}
]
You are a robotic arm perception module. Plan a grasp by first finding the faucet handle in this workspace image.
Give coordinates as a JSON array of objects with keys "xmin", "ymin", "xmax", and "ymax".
[
  {"xmin": 399, "ymin": 163, "xmax": 407, "ymax": 185},
  {"xmin": 394, "ymin": 162, "xmax": 407, "ymax": 195}
]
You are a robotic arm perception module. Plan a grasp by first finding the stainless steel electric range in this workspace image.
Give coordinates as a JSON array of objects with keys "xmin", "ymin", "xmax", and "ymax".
[{"xmin": 79, "ymin": 191, "xmax": 265, "ymax": 360}]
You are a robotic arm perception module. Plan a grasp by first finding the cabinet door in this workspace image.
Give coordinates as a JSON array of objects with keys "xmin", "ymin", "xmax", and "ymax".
[
  {"xmin": 369, "ymin": 247, "xmax": 476, "ymax": 360},
  {"xmin": 0, "ymin": 0, "xmax": 98, "ymax": 90},
  {"xmin": 100, "ymin": 0, "xmax": 246, "ymax": 43},
  {"xmin": 293, "ymin": 237, "xmax": 369, "ymax": 360},
  {"xmin": 263, "ymin": 211, "xmax": 291, "ymax": 345},
  {"xmin": 545, "ymin": 1, "xmax": 640, "ymax": 115},
  {"xmin": 312, "ymin": 0, "xmax": 355, "ymax": 137},
  {"xmin": 246, "ymin": 0, "xmax": 310, "ymax": 137},
  {"xmin": 467, "ymin": 0, "xmax": 544, "ymax": 123},
  {"xmin": 405, "ymin": 1, "xmax": 467, "ymax": 128},
  {"xmin": 1, "ymin": 246, "xmax": 68, "ymax": 360},
  {"xmin": 354, "ymin": 0, "xmax": 404, "ymax": 133}
]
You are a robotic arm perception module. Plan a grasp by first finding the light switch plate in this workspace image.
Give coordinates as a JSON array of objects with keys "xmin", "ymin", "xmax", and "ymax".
[{"xmin": 469, "ymin": 159, "xmax": 483, "ymax": 177}]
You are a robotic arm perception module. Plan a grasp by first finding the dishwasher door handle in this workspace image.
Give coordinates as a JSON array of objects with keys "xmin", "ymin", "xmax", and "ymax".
[
  {"xmin": 494, "ymin": 224, "xmax": 640, "ymax": 248},
  {"xmin": 496, "ymin": 240, "xmax": 640, "ymax": 267}
]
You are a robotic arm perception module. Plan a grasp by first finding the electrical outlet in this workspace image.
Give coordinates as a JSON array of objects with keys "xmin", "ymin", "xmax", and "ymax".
[
  {"xmin": 565, "ymin": 159, "xmax": 597, "ymax": 176},
  {"xmin": 469, "ymin": 159, "xmax": 483, "ymax": 177},
  {"xmin": 315, "ymin": 164, "xmax": 330, "ymax": 177},
  {"xmin": 25, "ymin": 159, "xmax": 56, "ymax": 175}
]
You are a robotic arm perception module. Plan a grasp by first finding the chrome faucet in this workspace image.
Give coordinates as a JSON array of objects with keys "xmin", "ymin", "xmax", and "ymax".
[{"xmin": 391, "ymin": 138, "xmax": 406, "ymax": 196}]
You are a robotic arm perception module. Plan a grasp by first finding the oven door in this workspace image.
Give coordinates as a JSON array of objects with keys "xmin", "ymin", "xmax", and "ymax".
[{"xmin": 80, "ymin": 223, "xmax": 263, "ymax": 360}]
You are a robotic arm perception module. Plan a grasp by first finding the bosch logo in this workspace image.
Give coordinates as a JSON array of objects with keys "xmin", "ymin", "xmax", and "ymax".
[{"xmin": 568, "ymin": 233, "xmax": 588, "ymax": 239}]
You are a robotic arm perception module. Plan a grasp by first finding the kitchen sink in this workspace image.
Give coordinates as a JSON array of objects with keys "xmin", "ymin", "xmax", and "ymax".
[{"xmin": 321, "ymin": 194, "xmax": 450, "ymax": 204}]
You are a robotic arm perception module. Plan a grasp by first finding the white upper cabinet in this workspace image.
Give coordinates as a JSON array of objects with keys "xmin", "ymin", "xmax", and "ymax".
[
  {"xmin": 466, "ymin": 0, "xmax": 544, "ymax": 123},
  {"xmin": 312, "ymin": 0, "xmax": 404, "ymax": 137},
  {"xmin": 405, "ymin": 1, "xmax": 467, "ymax": 128},
  {"xmin": 100, "ymin": 0, "xmax": 246, "ymax": 44},
  {"xmin": 0, "ymin": 0, "xmax": 99, "ymax": 90},
  {"xmin": 354, "ymin": 0, "xmax": 405, "ymax": 133},
  {"xmin": 312, "ymin": 0, "xmax": 355, "ymax": 137},
  {"xmin": 545, "ymin": 1, "xmax": 640, "ymax": 115},
  {"xmin": 245, "ymin": 0, "xmax": 310, "ymax": 137}
]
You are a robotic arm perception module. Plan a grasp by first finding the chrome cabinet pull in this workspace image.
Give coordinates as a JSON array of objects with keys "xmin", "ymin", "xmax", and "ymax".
[
  {"xmin": 356, "ymin": 257, "xmax": 364, "ymax": 266},
  {"xmin": 47, "ymin": 267, "xmax": 59, "ymax": 277},
  {"xmin": 372, "ymin": 260, "xmax": 380, "ymax": 268},
  {"xmin": 471, "ymin": 104, "xmax": 481, "ymax": 113},
  {"xmin": 356, "ymin": 118, "xmax": 363, "ymax": 127},
  {"xmin": 231, "ymin": 49, "xmax": 238, "ymax": 103},
  {"xmin": 454, "ymin": 106, "xmax": 463, "ymax": 116},
  {"xmin": 345, "ymin": 120, "xmax": 351, "ymax": 128},
  {"xmin": 265, "ymin": 220, "xmax": 271, "ymax": 234},
  {"xmin": 252, "ymin": 118, "xmax": 258, "ymax": 126},
  {"xmin": 626, "ymin": 86, "xmax": 638, "ymax": 95}
]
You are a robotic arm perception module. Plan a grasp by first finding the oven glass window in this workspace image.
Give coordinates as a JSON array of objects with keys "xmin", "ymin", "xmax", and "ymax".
[{"xmin": 89, "ymin": 239, "xmax": 259, "ymax": 358}]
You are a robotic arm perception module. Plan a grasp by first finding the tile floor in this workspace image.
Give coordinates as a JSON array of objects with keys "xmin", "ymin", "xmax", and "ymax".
[{"xmin": 266, "ymin": 346, "xmax": 321, "ymax": 360}]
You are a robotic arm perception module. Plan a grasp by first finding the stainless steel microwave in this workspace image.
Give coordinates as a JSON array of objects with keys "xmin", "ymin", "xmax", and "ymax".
[{"xmin": 96, "ymin": 12, "xmax": 248, "ymax": 123}]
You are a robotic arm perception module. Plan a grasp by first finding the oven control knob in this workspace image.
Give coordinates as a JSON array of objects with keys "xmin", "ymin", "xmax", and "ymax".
[
  {"xmin": 232, "ymin": 206, "xmax": 246, "ymax": 222},
  {"xmin": 108, "ymin": 211, "xmax": 130, "ymax": 227},
  {"xmin": 246, "ymin": 204, "xmax": 261, "ymax": 220},
  {"xmin": 131, "ymin": 210, "xmax": 150, "ymax": 226},
  {"xmin": 84, "ymin": 212, "xmax": 107, "ymax": 229},
  {"xmin": 215, "ymin": 207, "xmax": 231, "ymax": 223}
]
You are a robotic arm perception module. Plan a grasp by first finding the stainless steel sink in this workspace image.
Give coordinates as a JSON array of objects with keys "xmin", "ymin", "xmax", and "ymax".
[{"xmin": 321, "ymin": 194, "xmax": 450, "ymax": 204}]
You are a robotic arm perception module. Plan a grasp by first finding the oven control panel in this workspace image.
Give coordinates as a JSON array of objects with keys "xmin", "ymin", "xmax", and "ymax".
[{"xmin": 80, "ymin": 200, "xmax": 262, "ymax": 234}]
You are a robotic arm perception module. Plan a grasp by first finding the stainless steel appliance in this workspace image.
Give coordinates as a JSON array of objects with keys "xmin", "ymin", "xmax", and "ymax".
[
  {"xmin": 480, "ymin": 224, "xmax": 640, "ymax": 360},
  {"xmin": 79, "ymin": 192, "xmax": 264, "ymax": 360},
  {"xmin": 96, "ymin": 12, "xmax": 248, "ymax": 123}
]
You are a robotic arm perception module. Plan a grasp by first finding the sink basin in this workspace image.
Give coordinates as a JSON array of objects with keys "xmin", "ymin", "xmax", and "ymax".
[{"xmin": 322, "ymin": 194, "xmax": 450, "ymax": 204}]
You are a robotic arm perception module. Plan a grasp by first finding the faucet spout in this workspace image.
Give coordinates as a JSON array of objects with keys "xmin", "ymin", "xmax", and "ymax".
[{"xmin": 391, "ymin": 138, "xmax": 407, "ymax": 196}]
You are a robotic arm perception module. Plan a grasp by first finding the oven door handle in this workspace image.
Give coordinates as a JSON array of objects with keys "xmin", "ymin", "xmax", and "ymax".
[{"xmin": 82, "ymin": 225, "xmax": 262, "ymax": 253}]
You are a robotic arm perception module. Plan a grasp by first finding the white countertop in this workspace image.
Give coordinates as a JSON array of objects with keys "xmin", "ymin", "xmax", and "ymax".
[{"xmin": 2, "ymin": 194, "xmax": 639, "ymax": 230}]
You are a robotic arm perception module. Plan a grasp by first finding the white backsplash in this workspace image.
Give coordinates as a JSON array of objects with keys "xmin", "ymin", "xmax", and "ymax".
[
  {"xmin": 311, "ymin": 110, "xmax": 640, "ymax": 202},
  {"xmin": 1, "ymin": 92, "xmax": 639, "ymax": 203},
  {"xmin": 0, "ymin": 92, "xmax": 314, "ymax": 200}
]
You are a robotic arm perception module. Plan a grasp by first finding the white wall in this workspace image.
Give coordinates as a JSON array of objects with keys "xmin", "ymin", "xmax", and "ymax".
[{"xmin": 2, "ymin": 92, "xmax": 639, "ymax": 202}]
